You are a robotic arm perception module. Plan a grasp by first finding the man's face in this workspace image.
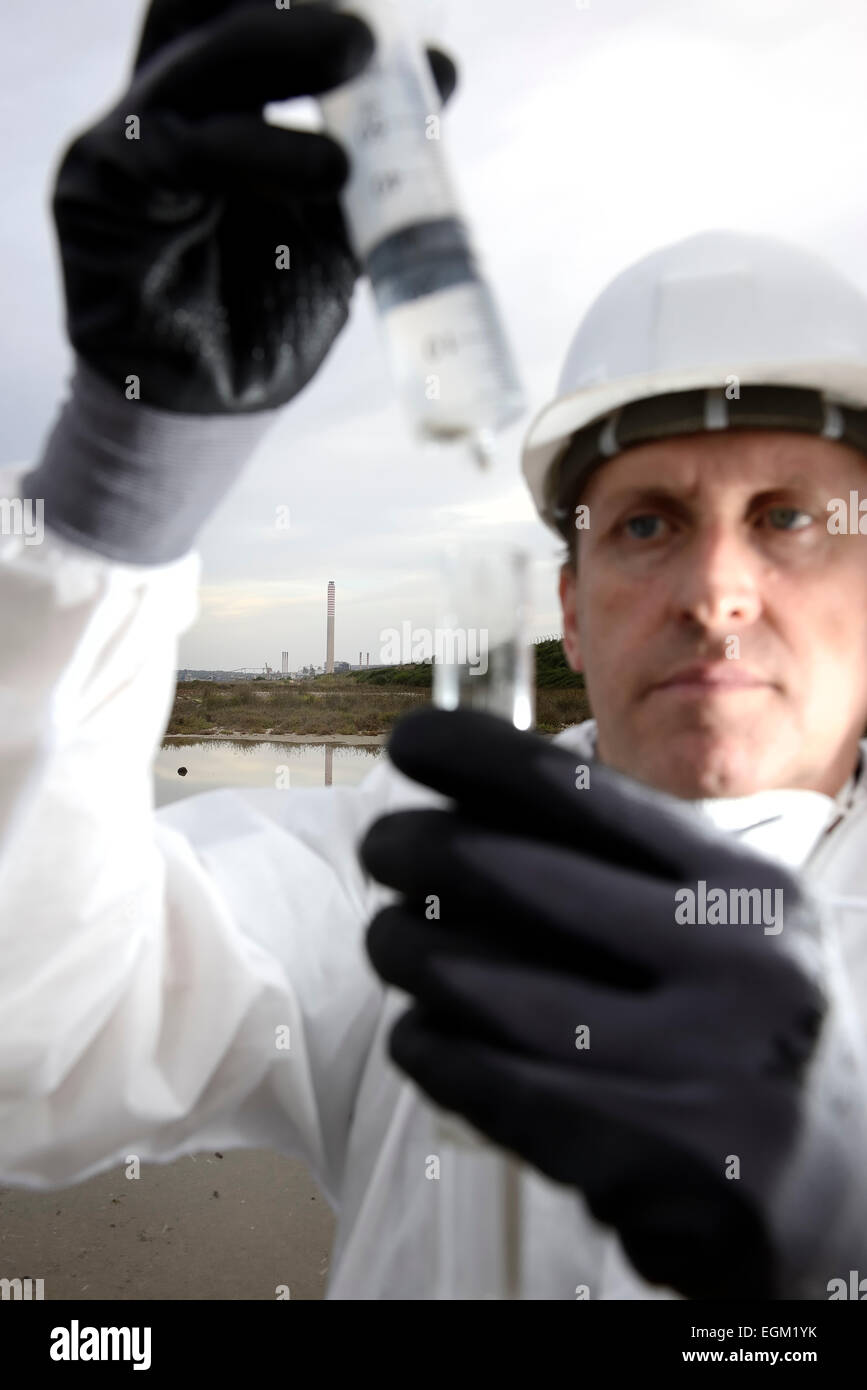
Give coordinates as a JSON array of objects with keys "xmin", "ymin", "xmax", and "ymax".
[{"xmin": 559, "ymin": 429, "xmax": 867, "ymax": 799}]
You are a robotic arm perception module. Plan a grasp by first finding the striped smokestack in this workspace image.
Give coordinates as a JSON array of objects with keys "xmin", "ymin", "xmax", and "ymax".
[{"xmin": 326, "ymin": 580, "xmax": 335, "ymax": 674}]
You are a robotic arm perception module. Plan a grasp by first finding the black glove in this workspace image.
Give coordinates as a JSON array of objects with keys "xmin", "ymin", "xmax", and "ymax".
[
  {"xmin": 22, "ymin": 0, "xmax": 457, "ymax": 563},
  {"xmin": 361, "ymin": 708, "xmax": 834, "ymax": 1300},
  {"xmin": 54, "ymin": 0, "xmax": 457, "ymax": 412}
]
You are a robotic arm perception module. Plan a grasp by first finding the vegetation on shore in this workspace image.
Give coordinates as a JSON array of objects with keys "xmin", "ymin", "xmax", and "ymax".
[{"xmin": 166, "ymin": 639, "xmax": 592, "ymax": 738}]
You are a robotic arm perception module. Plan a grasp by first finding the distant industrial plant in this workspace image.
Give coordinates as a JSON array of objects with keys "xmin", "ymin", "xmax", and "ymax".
[{"xmin": 177, "ymin": 580, "xmax": 378, "ymax": 682}]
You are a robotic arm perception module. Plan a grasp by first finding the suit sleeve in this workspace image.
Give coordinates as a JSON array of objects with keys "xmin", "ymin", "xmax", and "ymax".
[{"xmin": 0, "ymin": 462, "xmax": 394, "ymax": 1198}]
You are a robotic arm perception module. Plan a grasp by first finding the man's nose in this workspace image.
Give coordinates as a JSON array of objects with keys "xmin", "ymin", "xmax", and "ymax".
[{"xmin": 673, "ymin": 525, "xmax": 762, "ymax": 630}]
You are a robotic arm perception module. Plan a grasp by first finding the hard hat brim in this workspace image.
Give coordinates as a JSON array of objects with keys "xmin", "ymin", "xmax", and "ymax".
[{"xmin": 522, "ymin": 358, "xmax": 867, "ymax": 535}]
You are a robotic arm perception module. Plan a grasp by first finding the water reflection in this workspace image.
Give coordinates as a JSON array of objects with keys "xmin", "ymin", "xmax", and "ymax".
[{"xmin": 153, "ymin": 739, "xmax": 384, "ymax": 808}]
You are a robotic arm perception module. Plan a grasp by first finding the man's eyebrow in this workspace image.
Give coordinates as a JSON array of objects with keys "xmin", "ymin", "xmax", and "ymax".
[
  {"xmin": 595, "ymin": 474, "xmax": 829, "ymax": 511},
  {"xmin": 753, "ymin": 472, "xmax": 823, "ymax": 493},
  {"xmin": 593, "ymin": 486, "xmax": 691, "ymax": 512}
]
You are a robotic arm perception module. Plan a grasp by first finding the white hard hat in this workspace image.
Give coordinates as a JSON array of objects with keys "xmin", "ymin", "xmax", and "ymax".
[{"xmin": 521, "ymin": 230, "xmax": 867, "ymax": 538}]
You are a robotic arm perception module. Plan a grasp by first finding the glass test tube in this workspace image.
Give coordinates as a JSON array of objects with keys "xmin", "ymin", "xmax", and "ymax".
[
  {"xmin": 431, "ymin": 542, "xmax": 535, "ymax": 1299},
  {"xmin": 317, "ymin": 0, "xmax": 525, "ymax": 461}
]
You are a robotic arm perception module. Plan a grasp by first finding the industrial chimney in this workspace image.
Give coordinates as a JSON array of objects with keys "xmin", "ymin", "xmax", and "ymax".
[
  {"xmin": 326, "ymin": 581, "xmax": 335, "ymax": 674},
  {"xmin": 282, "ymin": 651, "xmax": 288, "ymax": 676}
]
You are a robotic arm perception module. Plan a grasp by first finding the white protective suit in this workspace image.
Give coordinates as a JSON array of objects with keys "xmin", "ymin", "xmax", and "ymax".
[{"xmin": 2, "ymin": 461, "xmax": 867, "ymax": 1301}]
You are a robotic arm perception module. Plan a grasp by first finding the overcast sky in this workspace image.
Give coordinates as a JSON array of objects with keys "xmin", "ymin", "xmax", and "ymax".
[{"xmin": 2, "ymin": 0, "xmax": 867, "ymax": 671}]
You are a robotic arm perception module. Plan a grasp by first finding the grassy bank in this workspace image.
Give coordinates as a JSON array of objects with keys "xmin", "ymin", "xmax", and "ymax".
[{"xmin": 167, "ymin": 640, "xmax": 592, "ymax": 737}]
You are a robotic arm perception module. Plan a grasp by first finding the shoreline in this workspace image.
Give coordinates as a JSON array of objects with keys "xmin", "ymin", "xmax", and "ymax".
[
  {"xmin": 162, "ymin": 728, "xmax": 567, "ymax": 745},
  {"xmin": 162, "ymin": 732, "xmax": 387, "ymax": 745}
]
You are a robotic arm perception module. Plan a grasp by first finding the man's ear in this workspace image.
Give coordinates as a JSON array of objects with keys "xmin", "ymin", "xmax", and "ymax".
[{"xmin": 558, "ymin": 562, "xmax": 583, "ymax": 673}]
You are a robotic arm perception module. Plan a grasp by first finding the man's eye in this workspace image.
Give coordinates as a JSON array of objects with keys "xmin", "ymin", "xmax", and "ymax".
[
  {"xmin": 624, "ymin": 514, "xmax": 665, "ymax": 540},
  {"xmin": 766, "ymin": 507, "xmax": 812, "ymax": 531}
]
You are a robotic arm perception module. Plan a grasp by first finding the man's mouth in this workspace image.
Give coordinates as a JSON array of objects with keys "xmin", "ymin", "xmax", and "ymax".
[{"xmin": 649, "ymin": 663, "xmax": 774, "ymax": 695}]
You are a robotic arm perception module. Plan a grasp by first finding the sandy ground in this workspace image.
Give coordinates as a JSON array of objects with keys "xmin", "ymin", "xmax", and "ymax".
[
  {"xmin": 0, "ymin": 1151, "xmax": 336, "ymax": 1300},
  {"xmin": 0, "ymin": 737, "xmax": 364, "ymax": 1303}
]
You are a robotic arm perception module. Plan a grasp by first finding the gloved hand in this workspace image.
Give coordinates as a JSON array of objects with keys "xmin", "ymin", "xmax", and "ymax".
[
  {"xmin": 56, "ymin": 0, "xmax": 457, "ymax": 412},
  {"xmin": 22, "ymin": 0, "xmax": 457, "ymax": 563},
  {"xmin": 360, "ymin": 708, "xmax": 840, "ymax": 1300}
]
